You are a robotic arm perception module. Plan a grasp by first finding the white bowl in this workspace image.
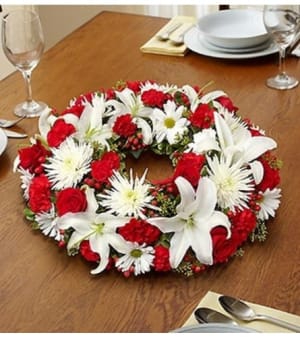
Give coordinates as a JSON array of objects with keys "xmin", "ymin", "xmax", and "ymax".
[{"xmin": 197, "ymin": 9, "xmax": 269, "ymax": 49}]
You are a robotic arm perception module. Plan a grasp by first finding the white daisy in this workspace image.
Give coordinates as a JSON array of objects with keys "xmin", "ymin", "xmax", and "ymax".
[
  {"xmin": 115, "ymin": 242, "xmax": 155, "ymax": 276},
  {"xmin": 43, "ymin": 138, "xmax": 93, "ymax": 190},
  {"xmin": 151, "ymin": 100, "xmax": 189, "ymax": 145},
  {"xmin": 207, "ymin": 155, "xmax": 254, "ymax": 211},
  {"xmin": 258, "ymin": 188, "xmax": 281, "ymax": 220},
  {"xmin": 98, "ymin": 169, "xmax": 159, "ymax": 219},
  {"xmin": 17, "ymin": 167, "xmax": 34, "ymax": 200},
  {"xmin": 35, "ymin": 206, "xmax": 62, "ymax": 241}
]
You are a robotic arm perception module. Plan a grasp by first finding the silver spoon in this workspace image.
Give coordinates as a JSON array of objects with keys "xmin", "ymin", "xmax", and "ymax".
[
  {"xmin": 170, "ymin": 26, "xmax": 192, "ymax": 46},
  {"xmin": 194, "ymin": 307, "xmax": 238, "ymax": 325},
  {"xmin": 219, "ymin": 295, "xmax": 300, "ymax": 332},
  {"xmin": 0, "ymin": 116, "xmax": 25, "ymax": 128},
  {"xmin": 156, "ymin": 22, "xmax": 181, "ymax": 41}
]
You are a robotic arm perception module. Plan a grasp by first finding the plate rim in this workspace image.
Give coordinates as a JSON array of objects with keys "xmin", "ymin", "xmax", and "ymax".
[
  {"xmin": 184, "ymin": 27, "xmax": 278, "ymax": 60},
  {"xmin": 172, "ymin": 322, "xmax": 257, "ymax": 333},
  {"xmin": 0, "ymin": 127, "xmax": 8, "ymax": 156}
]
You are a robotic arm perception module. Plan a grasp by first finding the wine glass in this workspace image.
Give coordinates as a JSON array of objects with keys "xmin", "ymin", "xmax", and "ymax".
[
  {"xmin": 1, "ymin": 9, "xmax": 47, "ymax": 117},
  {"xmin": 263, "ymin": 5, "xmax": 300, "ymax": 90}
]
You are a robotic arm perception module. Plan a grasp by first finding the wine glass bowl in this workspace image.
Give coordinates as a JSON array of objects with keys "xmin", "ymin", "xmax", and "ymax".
[
  {"xmin": 263, "ymin": 5, "xmax": 300, "ymax": 90},
  {"xmin": 1, "ymin": 9, "xmax": 47, "ymax": 117}
]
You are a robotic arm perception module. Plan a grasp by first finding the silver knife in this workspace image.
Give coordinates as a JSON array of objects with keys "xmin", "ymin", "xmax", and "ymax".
[{"xmin": 2, "ymin": 129, "xmax": 27, "ymax": 138}]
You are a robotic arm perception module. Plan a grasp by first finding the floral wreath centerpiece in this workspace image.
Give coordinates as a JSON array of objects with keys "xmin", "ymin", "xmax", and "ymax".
[{"xmin": 14, "ymin": 80, "xmax": 282, "ymax": 277}]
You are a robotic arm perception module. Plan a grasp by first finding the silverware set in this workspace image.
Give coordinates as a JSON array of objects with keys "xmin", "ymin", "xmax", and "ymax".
[
  {"xmin": 194, "ymin": 295, "xmax": 300, "ymax": 332},
  {"xmin": 0, "ymin": 116, "xmax": 27, "ymax": 138},
  {"xmin": 156, "ymin": 22, "xmax": 191, "ymax": 46}
]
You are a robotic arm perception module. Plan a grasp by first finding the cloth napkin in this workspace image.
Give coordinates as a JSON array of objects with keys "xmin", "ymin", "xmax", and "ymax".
[
  {"xmin": 140, "ymin": 16, "xmax": 196, "ymax": 57},
  {"xmin": 182, "ymin": 291, "xmax": 300, "ymax": 333}
]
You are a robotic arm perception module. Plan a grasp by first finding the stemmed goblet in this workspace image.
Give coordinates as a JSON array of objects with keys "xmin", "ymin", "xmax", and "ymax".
[
  {"xmin": 263, "ymin": 5, "xmax": 300, "ymax": 90},
  {"xmin": 1, "ymin": 9, "xmax": 47, "ymax": 117}
]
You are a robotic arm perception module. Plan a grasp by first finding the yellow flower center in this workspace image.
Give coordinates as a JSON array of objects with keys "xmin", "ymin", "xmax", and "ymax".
[
  {"xmin": 130, "ymin": 249, "xmax": 142, "ymax": 258},
  {"xmin": 164, "ymin": 117, "xmax": 175, "ymax": 129}
]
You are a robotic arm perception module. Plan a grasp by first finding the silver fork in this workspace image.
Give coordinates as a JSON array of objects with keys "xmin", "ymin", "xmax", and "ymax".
[{"xmin": 0, "ymin": 116, "xmax": 25, "ymax": 128}]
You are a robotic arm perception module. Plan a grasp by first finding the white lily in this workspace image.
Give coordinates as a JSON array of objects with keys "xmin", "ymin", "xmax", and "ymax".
[
  {"xmin": 214, "ymin": 111, "xmax": 277, "ymax": 165},
  {"xmin": 75, "ymin": 94, "xmax": 113, "ymax": 148},
  {"xmin": 57, "ymin": 187, "xmax": 130, "ymax": 274},
  {"xmin": 148, "ymin": 176, "xmax": 231, "ymax": 267},
  {"xmin": 186, "ymin": 128, "xmax": 220, "ymax": 154},
  {"xmin": 108, "ymin": 88, "xmax": 153, "ymax": 144}
]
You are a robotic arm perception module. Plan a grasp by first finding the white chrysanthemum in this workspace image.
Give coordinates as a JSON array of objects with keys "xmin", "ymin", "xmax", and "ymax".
[
  {"xmin": 186, "ymin": 129, "xmax": 220, "ymax": 154},
  {"xmin": 43, "ymin": 138, "xmax": 93, "ymax": 190},
  {"xmin": 258, "ymin": 188, "xmax": 281, "ymax": 220},
  {"xmin": 207, "ymin": 155, "xmax": 254, "ymax": 211},
  {"xmin": 151, "ymin": 100, "xmax": 189, "ymax": 145},
  {"xmin": 98, "ymin": 169, "xmax": 159, "ymax": 219},
  {"xmin": 17, "ymin": 167, "xmax": 34, "ymax": 200},
  {"xmin": 35, "ymin": 206, "xmax": 62, "ymax": 241},
  {"xmin": 115, "ymin": 242, "xmax": 155, "ymax": 276},
  {"xmin": 140, "ymin": 81, "xmax": 177, "ymax": 94}
]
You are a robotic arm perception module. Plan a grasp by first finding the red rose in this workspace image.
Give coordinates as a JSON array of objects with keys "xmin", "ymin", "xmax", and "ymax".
[
  {"xmin": 211, "ymin": 226, "xmax": 239, "ymax": 264},
  {"xmin": 141, "ymin": 89, "xmax": 169, "ymax": 108},
  {"xmin": 80, "ymin": 240, "xmax": 99, "ymax": 262},
  {"xmin": 256, "ymin": 159, "xmax": 280, "ymax": 192},
  {"xmin": 91, "ymin": 151, "xmax": 120, "ymax": 184},
  {"xmin": 28, "ymin": 175, "xmax": 52, "ymax": 213},
  {"xmin": 173, "ymin": 152, "xmax": 206, "ymax": 187},
  {"xmin": 113, "ymin": 114, "xmax": 137, "ymax": 137},
  {"xmin": 118, "ymin": 218, "xmax": 161, "ymax": 245},
  {"xmin": 47, "ymin": 119, "xmax": 76, "ymax": 147},
  {"xmin": 216, "ymin": 96, "xmax": 238, "ymax": 112},
  {"xmin": 56, "ymin": 187, "xmax": 87, "ymax": 216},
  {"xmin": 189, "ymin": 103, "xmax": 215, "ymax": 129},
  {"xmin": 153, "ymin": 245, "xmax": 171, "ymax": 272},
  {"xmin": 18, "ymin": 141, "xmax": 50, "ymax": 174}
]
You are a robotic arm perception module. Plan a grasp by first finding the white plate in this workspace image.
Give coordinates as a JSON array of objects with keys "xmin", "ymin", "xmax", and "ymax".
[
  {"xmin": 197, "ymin": 9, "xmax": 269, "ymax": 49},
  {"xmin": 0, "ymin": 128, "xmax": 8, "ymax": 156},
  {"xmin": 172, "ymin": 323, "xmax": 256, "ymax": 333},
  {"xmin": 184, "ymin": 27, "xmax": 278, "ymax": 60},
  {"xmin": 202, "ymin": 36, "xmax": 272, "ymax": 54}
]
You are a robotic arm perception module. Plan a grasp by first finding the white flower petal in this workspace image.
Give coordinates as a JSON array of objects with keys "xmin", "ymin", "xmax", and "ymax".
[
  {"xmin": 169, "ymin": 230, "xmax": 190, "ymax": 268},
  {"xmin": 249, "ymin": 160, "xmax": 264, "ymax": 185},
  {"xmin": 244, "ymin": 136, "xmax": 277, "ymax": 163}
]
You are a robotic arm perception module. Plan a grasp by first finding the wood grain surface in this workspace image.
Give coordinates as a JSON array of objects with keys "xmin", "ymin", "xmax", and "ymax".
[{"xmin": 0, "ymin": 11, "xmax": 299, "ymax": 332}]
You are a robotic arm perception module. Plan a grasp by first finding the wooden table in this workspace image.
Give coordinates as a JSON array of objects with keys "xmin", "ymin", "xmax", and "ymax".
[{"xmin": 0, "ymin": 11, "xmax": 299, "ymax": 332}]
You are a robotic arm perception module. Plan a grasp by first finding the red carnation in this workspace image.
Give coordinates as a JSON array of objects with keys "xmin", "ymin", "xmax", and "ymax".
[
  {"xmin": 113, "ymin": 114, "xmax": 137, "ymax": 137},
  {"xmin": 189, "ymin": 103, "xmax": 215, "ymax": 129},
  {"xmin": 56, "ymin": 187, "xmax": 87, "ymax": 216},
  {"xmin": 211, "ymin": 226, "xmax": 239, "ymax": 264},
  {"xmin": 47, "ymin": 119, "xmax": 76, "ymax": 148},
  {"xmin": 256, "ymin": 159, "xmax": 280, "ymax": 192},
  {"xmin": 230, "ymin": 208, "xmax": 257, "ymax": 243},
  {"xmin": 153, "ymin": 245, "xmax": 171, "ymax": 272},
  {"xmin": 173, "ymin": 152, "xmax": 206, "ymax": 187},
  {"xmin": 91, "ymin": 151, "xmax": 120, "ymax": 184},
  {"xmin": 126, "ymin": 81, "xmax": 143, "ymax": 93},
  {"xmin": 80, "ymin": 240, "xmax": 99, "ymax": 262},
  {"xmin": 141, "ymin": 89, "xmax": 169, "ymax": 108},
  {"xmin": 28, "ymin": 175, "xmax": 52, "ymax": 213},
  {"xmin": 18, "ymin": 141, "xmax": 50, "ymax": 174},
  {"xmin": 118, "ymin": 218, "xmax": 161, "ymax": 245},
  {"xmin": 216, "ymin": 96, "xmax": 238, "ymax": 112}
]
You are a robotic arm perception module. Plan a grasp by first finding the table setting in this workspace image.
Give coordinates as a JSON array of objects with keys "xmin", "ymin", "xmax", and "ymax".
[{"xmin": 0, "ymin": 8, "xmax": 300, "ymax": 333}]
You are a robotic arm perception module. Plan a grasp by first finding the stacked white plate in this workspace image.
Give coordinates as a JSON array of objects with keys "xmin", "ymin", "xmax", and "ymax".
[{"xmin": 184, "ymin": 9, "xmax": 278, "ymax": 59}]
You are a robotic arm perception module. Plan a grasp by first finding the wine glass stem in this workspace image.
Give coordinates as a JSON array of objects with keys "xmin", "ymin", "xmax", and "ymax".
[
  {"xmin": 21, "ymin": 70, "xmax": 33, "ymax": 104},
  {"xmin": 278, "ymin": 47, "xmax": 287, "ymax": 78}
]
